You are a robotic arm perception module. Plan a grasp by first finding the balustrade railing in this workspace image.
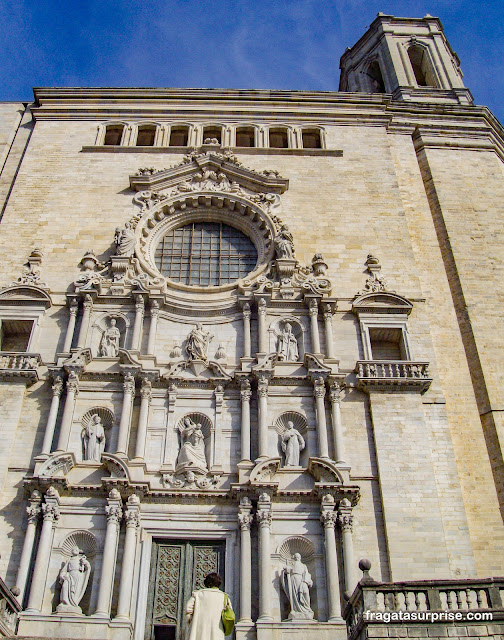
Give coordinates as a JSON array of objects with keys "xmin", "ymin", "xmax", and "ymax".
[
  {"xmin": 356, "ymin": 360, "xmax": 432, "ymax": 392},
  {"xmin": 0, "ymin": 352, "xmax": 42, "ymax": 384},
  {"xmin": 0, "ymin": 576, "xmax": 20, "ymax": 636}
]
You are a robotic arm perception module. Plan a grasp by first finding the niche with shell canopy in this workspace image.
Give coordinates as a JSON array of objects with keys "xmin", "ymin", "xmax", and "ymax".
[
  {"xmin": 276, "ymin": 536, "xmax": 318, "ymax": 621},
  {"xmin": 91, "ymin": 313, "xmax": 130, "ymax": 357},
  {"xmin": 175, "ymin": 413, "xmax": 213, "ymax": 471},
  {"xmin": 275, "ymin": 412, "xmax": 309, "ymax": 467},
  {"xmin": 80, "ymin": 407, "xmax": 114, "ymax": 461},
  {"xmin": 268, "ymin": 317, "xmax": 306, "ymax": 361}
]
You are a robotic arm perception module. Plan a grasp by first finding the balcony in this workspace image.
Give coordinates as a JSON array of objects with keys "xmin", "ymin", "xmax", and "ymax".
[
  {"xmin": 344, "ymin": 564, "xmax": 504, "ymax": 640},
  {"xmin": 356, "ymin": 360, "xmax": 432, "ymax": 392},
  {"xmin": 0, "ymin": 576, "xmax": 20, "ymax": 636},
  {"xmin": 0, "ymin": 352, "xmax": 42, "ymax": 385}
]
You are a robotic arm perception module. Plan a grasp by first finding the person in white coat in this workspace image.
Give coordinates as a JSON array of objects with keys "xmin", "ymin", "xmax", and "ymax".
[{"xmin": 186, "ymin": 573, "xmax": 233, "ymax": 640}]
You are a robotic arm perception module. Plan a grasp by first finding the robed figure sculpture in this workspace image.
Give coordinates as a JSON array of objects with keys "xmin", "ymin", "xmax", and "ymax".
[
  {"xmin": 56, "ymin": 546, "xmax": 91, "ymax": 614},
  {"xmin": 281, "ymin": 553, "xmax": 314, "ymax": 620}
]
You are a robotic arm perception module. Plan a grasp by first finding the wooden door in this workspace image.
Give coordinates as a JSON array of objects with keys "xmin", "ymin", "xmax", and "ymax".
[{"xmin": 145, "ymin": 540, "xmax": 225, "ymax": 640}]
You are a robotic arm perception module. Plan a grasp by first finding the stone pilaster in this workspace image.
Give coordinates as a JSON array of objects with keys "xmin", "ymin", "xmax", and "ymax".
[
  {"xmin": 116, "ymin": 495, "xmax": 141, "ymax": 620},
  {"xmin": 242, "ymin": 302, "xmax": 251, "ymax": 358},
  {"xmin": 322, "ymin": 303, "xmax": 335, "ymax": 359},
  {"xmin": 117, "ymin": 373, "xmax": 135, "ymax": 456},
  {"xmin": 329, "ymin": 381, "xmax": 345, "ymax": 464},
  {"xmin": 257, "ymin": 298, "xmax": 267, "ymax": 354},
  {"xmin": 131, "ymin": 295, "xmax": 145, "ymax": 351},
  {"xmin": 15, "ymin": 491, "xmax": 42, "ymax": 604},
  {"xmin": 256, "ymin": 493, "xmax": 273, "ymax": 621},
  {"xmin": 147, "ymin": 301, "xmax": 159, "ymax": 354},
  {"xmin": 56, "ymin": 372, "xmax": 79, "ymax": 452},
  {"xmin": 257, "ymin": 374, "xmax": 270, "ymax": 459},
  {"xmin": 41, "ymin": 375, "xmax": 64, "ymax": 455},
  {"xmin": 76, "ymin": 294, "xmax": 93, "ymax": 349},
  {"xmin": 240, "ymin": 379, "xmax": 252, "ymax": 461},
  {"xmin": 134, "ymin": 378, "xmax": 152, "ymax": 459},
  {"xmin": 238, "ymin": 497, "xmax": 253, "ymax": 623},
  {"xmin": 25, "ymin": 487, "xmax": 60, "ymax": 613},
  {"xmin": 95, "ymin": 490, "xmax": 123, "ymax": 618},
  {"xmin": 308, "ymin": 298, "xmax": 321, "ymax": 354},
  {"xmin": 338, "ymin": 498, "xmax": 355, "ymax": 595},
  {"xmin": 320, "ymin": 494, "xmax": 342, "ymax": 621},
  {"xmin": 62, "ymin": 299, "xmax": 78, "ymax": 353},
  {"xmin": 313, "ymin": 375, "xmax": 329, "ymax": 459}
]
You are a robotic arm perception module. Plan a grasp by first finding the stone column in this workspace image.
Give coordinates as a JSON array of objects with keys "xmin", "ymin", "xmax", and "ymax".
[
  {"xmin": 55, "ymin": 372, "xmax": 79, "ymax": 452},
  {"xmin": 338, "ymin": 498, "xmax": 356, "ymax": 595},
  {"xmin": 25, "ymin": 488, "xmax": 60, "ymax": 613},
  {"xmin": 322, "ymin": 303, "xmax": 335, "ymax": 359},
  {"xmin": 238, "ymin": 498, "xmax": 253, "ymax": 623},
  {"xmin": 116, "ymin": 495, "xmax": 140, "ymax": 620},
  {"xmin": 117, "ymin": 373, "xmax": 135, "ymax": 456},
  {"xmin": 242, "ymin": 303, "xmax": 251, "ymax": 358},
  {"xmin": 15, "ymin": 491, "xmax": 42, "ymax": 603},
  {"xmin": 62, "ymin": 300, "xmax": 78, "ymax": 353},
  {"xmin": 77, "ymin": 294, "xmax": 93, "ymax": 349},
  {"xmin": 308, "ymin": 299, "xmax": 321, "ymax": 354},
  {"xmin": 147, "ymin": 301, "xmax": 159, "ymax": 355},
  {"xmin": 41, "ymin": 376, "xmax": 64, "ymax": 455},
  {"xmin": 131, "ymin": 295, "xmax": 145, "ymax": 352},
  {"xmin": 320, "ymin": 495, "xmax": 342, "ymax": 621},
  {"xmin": 240, "ymin": 379, "xmax": 252, "ymax": 461},
  {"xmin": 329, "ymin": 381, "xmax": 345, "ymax": 464},
  {"xmin": 256, "ymin": 493, "xmax": 273, "ymax": 621},
  {"xmin": 313, "ymin": 376, "xmax": 329, "ymax": 459},
  {"xmin": 134, "ymin": 378, "xmax": 152, "ymax": 460},
  {"xmin": 95, "ymin": 490, "xmax": 123, "ymax": 618},
  {"xmin": 257, "ymin": 374, "xmax": 269, "ymax": 459},
  {"xmin": 257, "ymin": 298, "xmax": 267, "ymax": 353}
]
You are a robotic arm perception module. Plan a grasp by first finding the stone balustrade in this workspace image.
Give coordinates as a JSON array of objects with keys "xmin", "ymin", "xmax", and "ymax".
[
  {"xmin": 0, "ymin": 576, "xmax": 21, "ymax": 636},
  {"xmin": 356, "ymin": 360, "xmax": 432, "ymax": 392},
  {"xmin": 0, "ymin": 352, "xmax": 42, "ymax": 385},
  {"xmin": 344, "ymin": 560, "xmax": 504, "ymax": 640}
]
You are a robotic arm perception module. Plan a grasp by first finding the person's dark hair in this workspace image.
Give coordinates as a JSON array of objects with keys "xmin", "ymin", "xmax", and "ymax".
[{"xmin": 203, "ymin": 572, "xmax": 222, "ymax": 588}]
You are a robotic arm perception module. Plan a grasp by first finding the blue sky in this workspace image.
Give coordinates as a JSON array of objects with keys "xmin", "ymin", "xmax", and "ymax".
[{"xmin": 1, "ymin": 0, "xmax": 503, "ymax": 124}]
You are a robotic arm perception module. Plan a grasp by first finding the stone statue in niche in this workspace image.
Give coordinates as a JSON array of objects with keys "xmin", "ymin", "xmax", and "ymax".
[
  {"xmin": 114, "ymin": 221, "xmax": 136, "ymax": 257},
  {"xmin": 99, "ymin": 318, "xmax": 121, "ymax": 357},
  {"xmin": 276, "ymin": 322, "xmax": 299, "ymax": 361},
  {"xmin": 186, "ymin": 324, "xmax": 213, "ymax": 362},
  {"xmin": 274, "ymin": 224, "xmax": 295, "ymax": 259},
  {"xmin": 56, "ymin": 546, "xmax": 91, "ymax": 614},
  {"xmin": 176, "ymin": 417, "xmax": 208, "ymax": 474},
  {"xmin": 83, "ymin": 414, "xmax": 106, "ymax": 462},
  {"xmin": 281, "ymin": 422, "xmax": 305, "ymax": 467},
  {"xmin": 281, "ymin": 553, "xmax": 314, "ymax": 620}
]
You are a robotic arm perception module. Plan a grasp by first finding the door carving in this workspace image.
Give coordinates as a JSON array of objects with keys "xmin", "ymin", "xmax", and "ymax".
[{"xmin": 146, "ymin": 540, "xmax": 225, "ymax": 640}]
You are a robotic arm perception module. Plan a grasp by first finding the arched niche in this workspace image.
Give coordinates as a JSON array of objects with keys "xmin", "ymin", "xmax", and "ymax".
[
  {"xmin": 175, "ymin": 413, "xmax": 214, "ymax": 472},
  {"xmin": 80, "ymin": 407, "xmax": 115, "ymax": 462},
  {"xmin": 407, "ymin": 44, "xmax": 439, "ymax": 88},
  {"xmin": 91, "ymin": 312, "xmax": 130, "ymax": 358},
  {"xmin": 274, "ymin": 412, "xmax": 309, "ymax": 467},
  {"xmin": 268, "ymin": 317, "xmax": 307, "ymax": 361}
]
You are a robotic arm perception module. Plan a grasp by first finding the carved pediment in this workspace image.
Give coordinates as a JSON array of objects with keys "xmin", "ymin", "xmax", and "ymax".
[
  {"xmin": 130, "ymin": 151, "xmax": 289, "ymax": 196},
  {"xmin": 38, "ymin": 452, "xmax": 76, "ymax": 478},
  {"xmin": 250, "ymin": 458, "xmax": 281, "ymax": 484},
  {"xmin": 163, "ymin": 359, "xmax": 231, "ymax": 381},
  {"xmin": 63, "ymin": 348, "xmax": 92, "ymax": 373},
  {"xmin": 352, "ymin": 292, "xmax": 413, "ymax": 315},
  {"xmin": 308, "ymin": 457, "xmax": 344, "ymax": 484},
  {"xmin": 102, "ymin": 453, "xmax": 131, "ymax": 480},
  {"xmin": 0, "ymin": 285, "xmax": 52, "ymax": 308}
]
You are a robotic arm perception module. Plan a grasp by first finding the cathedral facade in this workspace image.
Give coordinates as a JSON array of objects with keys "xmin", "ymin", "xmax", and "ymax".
[{"xmin": 0, "ymin": 14, "xmax": 504, "ymax": 640}]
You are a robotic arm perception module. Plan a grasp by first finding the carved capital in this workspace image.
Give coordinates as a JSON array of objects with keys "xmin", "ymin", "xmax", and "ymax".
[
  {"xmin": 313, "ymin": 376, "xmax": 326, "ymax": 399},
  {"xmin": 66, "ymin": 372, "xmax": 79, "ymax": 395},
  {"xmin": 322, "ymin": 303, "xmax": 334, "ymax": 320},
  {"xmin": 125, "ymin": 509, "xmax": 140, "ymax": 529},
  {"xmin": 258, "ymin": 298, "xmax": 267, "ymax": 317},
  {"xmin": 26, "ymin": 503, "xmax": 41, "ymax": 524},
  {"xmin": 150, "ymin": 300, "xmax": 160, "ymax": 316},
  {"xmin": 338, "ymin": 512, "xmax": 353, "ymax": 532},
  {"xmin": 134, "ymin": 295, "xmax": 145, "ymax": 313},
  {"xmin": 329, "ymin": 382, "xmax": 342, "ymax": 404},
  {"xmin": 257, "ymin": 376, "xmax": 269, "ymax": 398},
  {"xmin": 238, "ymin": 512, "xmax": 254, "ymax": 531},
  {"xmin": 320, "ymin": 510, "xmax": 337, "ymax": 529},
  {"xmin": 140, "ymin": 379, "xmax": 152, "ymax": 400},
  {"xmin": 83, "ymin": 294, "xmax": 93, "ymax": 311},
  {"xmin": 69, "ymin": 301, "xmax": 79, "ymax": 317},
  {"xmin": 240, "ymin": 378, "xmax": 252, "ymax": 402},
  {"xmin": 41, "ymin": 503, "xmax": 60, "ymax": 522},
  {"xmin": 123, "ymin": 373, "xmax": 136, "ymax": 395},
  {"xmin": 52, "ymin": 375, "xmax": 64, "ymax": 397},
  {"xmin": 105, "ymin": 504, "xmax": 123, "ymax": 526},
  {"xmin": 256, "ymin": 509, "xmax": 272, "ymax": 528},
  {"xmin": 242, "ymin": 302, "xmax": 251, "ymax": 319},
  {"xmin": 308, "ymin": 299, "xmax": 319, "ymax": 317}
]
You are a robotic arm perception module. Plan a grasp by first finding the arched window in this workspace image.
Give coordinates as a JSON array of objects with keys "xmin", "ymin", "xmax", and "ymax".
[
  {"xmin": 136, "ymin": 125, "xmax": 156, "ymax": 146},
  {"xmin": 301, "ymin": 129, "xmax": 322, "ymax": 149},
  {"xmin": 269, "ymin": 128, "xmax": 289, "ymax": 148},
  {"xmin": 407, "ymin": 45, "xmax": 438, "ymax": 88},
  {"xmin": 169, "ymin": 126, "xmax": 189, "ymax": 146},
  {"xmin": 103, "ymin": 124, "xmax": 124, "ymax": 146},
  {"xmin": 203, "ymin": 126, "xmax": 222, "ymax": 144},
  {"xmin": 236, "ymin": 127, "xmax": 255, "ymax": 147},
  {"xmin": 154, "ymin": 222, "xmax": 258, "ymax": 286},
  {"xmin": 367, "ymin": 60, "xmax": 385, "ymax": 93}
]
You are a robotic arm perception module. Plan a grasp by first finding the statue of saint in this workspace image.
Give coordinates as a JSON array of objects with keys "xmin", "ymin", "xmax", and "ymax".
[
  {"xmin": 276, "ymin": 323, "xmax": 299, "ymax": 361},
  {"xmin": 186, "ymin": 324, "xmax": 213, "ymax": 362},
  {"xmin": 176, "ymin": 417, "xmax": 208, "ymax": 474},
  {"xmin": 56, "ymin": 546, "xmax": 91, "ymax": 614},
  {"xmin": 99, "ymin": 318, "xmax": 121, "ymax": 357},
  {"xmin": 281, "ymin": 553, "xmax": 314, "ymax": 620},
  {"xmin": 281, "ymin": 422, "xmax": 305, "ymax": 467},
  {"xmin": 114, "ymin": 222, "xmax": 136, "ymax": 257},
  {"xmin": 83, "ymin": 414, "xmax": 106, "ymax": 462},
  {"xmin": 274, "ymin": 224, "xmax": 294, "ymax": 259}
]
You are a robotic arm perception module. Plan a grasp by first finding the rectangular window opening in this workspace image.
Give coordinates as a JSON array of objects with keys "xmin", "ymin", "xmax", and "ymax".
[
  {"xmin": 0, "ymin": 320, "xmax": 34, "ymax": 352},
  {"xmin": 269, "ymin": 129, "xmax": 289, "ymax": 148},
  {"xmin": 369, "ymin": 327, "xmax": 406, "ymax": 360},
  {"xmin": 169, "ymin": 127, "xmax": 189, "ymax": 147},
  {"xmin": 137, "ymin": 126, "xmax": 156, "ymax": 146}
]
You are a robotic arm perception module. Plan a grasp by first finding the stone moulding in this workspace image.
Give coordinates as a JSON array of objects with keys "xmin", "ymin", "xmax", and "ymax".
[
  {"xmin": 38, "ymin": 452, "xmax": 76, "ymax": 478},
  {"xmin": 0, "ymin": 352, "xmax": 42, "ymax": 385},
  {"xmin": 356, "ymin": 360, "xmax": 432, "ymax": 393}
]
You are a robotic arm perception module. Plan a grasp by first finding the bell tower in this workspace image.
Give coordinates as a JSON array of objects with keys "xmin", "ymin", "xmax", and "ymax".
[{"xmin": 339, "ymin": 13, "xmax": 473, "ymax": 105}]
